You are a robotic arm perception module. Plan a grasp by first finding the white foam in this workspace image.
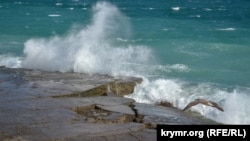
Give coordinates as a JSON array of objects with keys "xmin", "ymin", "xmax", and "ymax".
[
  {"xmin": 204, "ymin": 8, "xmax": 212, "ymax": 11},
  {"xmin": 126, "ymin": 78, "xmax": 250, "ymax": 124},
  {"xmin": 146, "ymin": 8, "xmax": 155, "ymax": 10},
  {"xmin": 171, "ymin": 7, "xmax": 180, "ymax": 11},
  {"xmin": 216, "ymin": 90, "xmax": 250, "ymax": 124},
  {"xmin": 217, "ymin": 28, "xmax": 236, "ymax": 31},
  {"xmin": 48, "ymin": 14, "xmax": 61, "ymax": 17},
  {"xmin": 154, "ymin": 64, "xmax": 190, "ymax": 73},
  {"xmin": 162, "ymin": 28, "xmax": 169, "ymax": 31},
  {"xmin": 125, "ymin": 78, "xmax": 183, "ymax": 104},
  {"xmin": 0, "ymin": 55, "xmax": 22, "ymax": 68},
  {"xmin": 189, "ymin": 15, "xmax": 201, "ymax": 18},
  {"xmin": 196, "ymin": 15, "xmax": 201, "ymax": 18},
  {"xmin": 142, "ymin": 8, "xmax": 155, "ymax": 10},
  {"xmin": 56, "ymin": 3, "xmax": 63, "ymax": 6}
]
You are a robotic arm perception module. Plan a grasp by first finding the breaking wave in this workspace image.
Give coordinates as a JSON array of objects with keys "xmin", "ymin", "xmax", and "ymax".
[
  {"xmin": 0, "ymin": 54, "xmax": 22, "ymax": 68},
  {"xmin": 22, "ymin": 2, "xmax": 154, "ymax": 76},
  {"xmin": 126, "ymin": 78, "xmax": 250, "ymax": 124}
]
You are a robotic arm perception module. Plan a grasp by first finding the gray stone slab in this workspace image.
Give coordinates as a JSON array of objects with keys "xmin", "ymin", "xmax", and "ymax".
[
  {"xmin": 0, "ymin": 67, "xmax": 214, "ymax": 141},
  {"xmin": 96, "ymin": 104, "xmax": 135, "ymax": 115},
  {"xmin": 24, "ymin": 122, "xmax": 144, "ymax": 141}
]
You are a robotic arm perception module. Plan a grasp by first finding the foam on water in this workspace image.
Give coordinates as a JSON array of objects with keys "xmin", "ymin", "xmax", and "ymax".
[
  {"xmin": 48, "ymin": 14, "xmax": 61, "ymax": 17},
  {"xmin": 56, "ymin": 3, "xmax": 63, "ymax": 6},
  {"xmin": 189, "ymin": 15, "xmax": 201, "ymax": 18},
  {"xmin": 216, "ymin": 89, "xmax": 250, "ymax": 124},
  {"xmin": 154, "ymin": 64, "xmax": 190, "ymax": 73},
  {"xmin": 0, "ymin": 55, "xmax": 22, "ymax": 68},
  {"xmin": 162, "ymin": 28, "xmax": 169, "ymax": 31},
  {"xmin": 204, "ymin": 8, "xmax": 212, "ymax": 11},
  {"xmin": 125, "ymin": 78, "xmax": 183, "ymax": 104},
  {"xmin": 143, "ymin": 8, "xmax": 155, "ymax": 10},
  {"xmin": 171, "ymin": 7, "xmax": 180, "ymax": 11},
  {"xmin": 217, "ymin": 28, "xmax": 236, "ymax": 31}
]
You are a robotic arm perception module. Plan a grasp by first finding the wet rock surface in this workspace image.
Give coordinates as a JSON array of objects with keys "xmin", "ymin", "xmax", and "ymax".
[{"xmin": 0, "ymin": 67, "xmax": 214, "ymax": 141}]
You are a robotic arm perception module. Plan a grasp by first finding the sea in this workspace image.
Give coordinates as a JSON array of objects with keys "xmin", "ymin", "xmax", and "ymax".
[{"xmin": 1, "ymin": 0, "xmax": 250, "ymax": 124}]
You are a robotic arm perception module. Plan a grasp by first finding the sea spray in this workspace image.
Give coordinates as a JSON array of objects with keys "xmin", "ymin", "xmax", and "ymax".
[
  {"xmin": 126, "ymin": 78, "xmax": 250, "ymax": 124},
  {"xmin": 0, "ymin": 54, "xmax": 22, "ymax": 68},
  {"xmin": 22, "ymin": 1, "xmax": 154, "ymax": 75},
  {"xmin": 215, "ymin": 89, "xmax": 250, "ymax": 124},
  {"xmin": 125, "ymin": 78, "xmax": 183, "ymax": 104}
]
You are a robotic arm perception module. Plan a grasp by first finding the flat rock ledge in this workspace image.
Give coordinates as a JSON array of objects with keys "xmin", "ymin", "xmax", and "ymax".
[{"xmin": 0, "ymin": 67, "xmax": 215, "ymax": 141}]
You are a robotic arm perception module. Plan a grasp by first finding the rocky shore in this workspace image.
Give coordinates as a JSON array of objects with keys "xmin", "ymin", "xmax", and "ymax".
[{"xmin": 0, "ymin": 67, "xmax": 215, "ymax": 141}]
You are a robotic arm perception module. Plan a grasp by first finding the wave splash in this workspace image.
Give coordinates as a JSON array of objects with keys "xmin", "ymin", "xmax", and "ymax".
[
  {"xmin": 126, "ymin": 78, "xmax": 250, "ymax": 124},
  {"xmin": 0, "ymin": 54, "xmax": 22, "ymax": 68},
  {"xmin": 22, "ymin": 2, "xmax": 154, "ymax": 76}
]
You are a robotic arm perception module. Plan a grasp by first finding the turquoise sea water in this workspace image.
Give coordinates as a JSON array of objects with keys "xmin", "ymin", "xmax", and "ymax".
[{"xmin": 1, "ymin": 0, "xmax": 250, "ymax": 124}]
